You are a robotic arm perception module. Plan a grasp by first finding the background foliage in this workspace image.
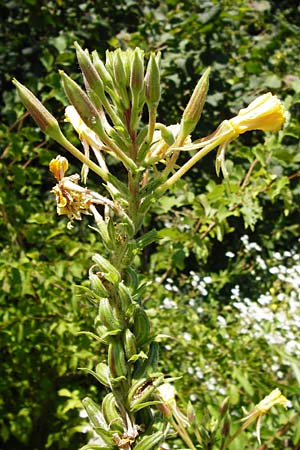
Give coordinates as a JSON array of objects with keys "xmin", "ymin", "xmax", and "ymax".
[{"xmin": 1, "ymin": 1, "xmax": 300, "ymax": 449}]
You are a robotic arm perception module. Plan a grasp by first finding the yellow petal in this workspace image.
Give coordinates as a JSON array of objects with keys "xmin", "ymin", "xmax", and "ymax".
[{"xmin": 229, "ymin": 93, "xmax": 287, "ymax": 134}]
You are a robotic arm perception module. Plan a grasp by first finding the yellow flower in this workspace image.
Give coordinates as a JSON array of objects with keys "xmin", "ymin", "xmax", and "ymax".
[
  {"xmin": 49, "ymin": 155, "xmax": 69, "ymax": 181},
  {"xmin": 240, "ymin": 388, "xmax": 291, "ymax": 444},
  {"xmin": 65, "ymin": 105, "xmax": 103, "ymax": 149},
  {"xmin": 255, "ymin": 388, "xmax": 290, "ymax": 414},
  {"xmin": 229, "ymin": 93, "xmax": 287, "ymax": 134},
  {"xmin": 49, "ymin": 156, "xmax": 93, "ymax": 228}
]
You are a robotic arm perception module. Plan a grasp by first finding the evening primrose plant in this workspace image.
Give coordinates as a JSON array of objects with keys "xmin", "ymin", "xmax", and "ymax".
[{"xmin": 14, "ymin": 44, "xmax": 289, "ymax": 450}]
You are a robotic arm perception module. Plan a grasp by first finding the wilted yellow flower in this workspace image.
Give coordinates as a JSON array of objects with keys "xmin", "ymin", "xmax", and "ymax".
[
  {"xmin": 49, "ymin": 156, "xmax": 93, "ymax": 228},
  {"xmin": 240, "ymin": 388, "xmax": 291, "ymax": 444},
  {"xmin": 255, "ymin": 388, "xmax": 290, "ymax": 414},
  {"xmin": 49, "ymin": 155, "xmax": 69, "ymax": 181},
  {"xmin": 229, "ymin": 93, "xmax": 287, "ymax": 134}
]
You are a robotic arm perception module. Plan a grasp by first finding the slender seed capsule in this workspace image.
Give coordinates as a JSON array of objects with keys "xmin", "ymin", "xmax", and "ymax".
[
  {"xmin": 108, "ymin": 341, "xmax": 128, "ymax": 379},
  {"xmin": 180, "ymin": 67, "xmax": 210, "ymax": 138},
  {"xmin": 101, "ymin": 393, "xmax": 124, "ymax": 432},
  {"xmin": 133, "ymin": 307, "xmax": 151, "ymax": 346},
  {"xmin": 82, "ymin": 397, "xmax": 108, "ymax": 430},
  {"xmin": 133, "ymin": 430, "xmax": 165, "ymax": 450}
]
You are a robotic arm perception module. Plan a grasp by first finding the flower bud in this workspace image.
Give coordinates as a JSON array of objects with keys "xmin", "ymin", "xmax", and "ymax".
[
  {"xmin": 92, "ymin": 50, "xmax": 113, "ymax": 87},
  {"xmin": 145, "ymin": 52, "xmax": 161, "ymax": 108},
  {"xmin": 130, "ymin": 48, "xmax": 144, "ymax": 96},
  {"xmin": 180, "ymin": 67, "xmax": 210, "ymax": 137},
  {"xmin": 13, "ymin": 79, "xmax": 64, "ymax": 142},
  {"xmin": 74, "ymin": 41, "xmax": 105, "ymax": 99},
  {"xmin": 229, "ymin": 93, "xmax": 287, "ymax": 134},
  {"xmin": 59, "ymin": 70, "xmax": 105, "ymax": 136},
  {"xmin": 113, "ymin": 49, "xmax": 128, "ymax": 87}
]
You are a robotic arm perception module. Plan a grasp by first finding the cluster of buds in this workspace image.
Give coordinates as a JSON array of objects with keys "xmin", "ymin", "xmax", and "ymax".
[{"xmin": 13, "ymin": 45, "xmax": 287, "ymax": 220}]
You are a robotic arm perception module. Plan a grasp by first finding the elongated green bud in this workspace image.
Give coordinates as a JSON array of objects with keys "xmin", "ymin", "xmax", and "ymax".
[
  {"xmin": 130, "ymin": 48, "xmax": 144, "ymax": 96},
  {"xmin": 82, "ymin": 397, "xmax": 108, "ymax": 430},
  {"xmin": 75, "ymin": 42, "xmax": 105, "ymax": 97},
  {"xmin": 145, "ymin": 53, "xmax": 161, "ymax": 108},
  {"xmin": 95, "ymin": 362, "xmax": 111, "ymax": 387},
  {"xmin": 117, "ymin": 281, "xmax": 133, "ymax": 313},
  {"xmin": 13, "ymin": 79, "xmax": 64, "ymax": 142},
  {"xmin": 113, "ymin": 49, "xmax": 128, "ymax": 87},
  {"xmin": 180, "ymin": 67, "xmax": 210, "ymax": 138},
  {"xmin": 59, "ymin": 70, "xmax": 105, "ymax": 136},
  {"xmin": 92, "ymin": 50, "xmax": 113, "ymax": 87}
]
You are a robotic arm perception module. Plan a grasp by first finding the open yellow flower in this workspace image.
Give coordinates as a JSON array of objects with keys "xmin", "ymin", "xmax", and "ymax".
[{"xmin": 229, "ymin": 92, "xmax": 287, "ymax": 134}]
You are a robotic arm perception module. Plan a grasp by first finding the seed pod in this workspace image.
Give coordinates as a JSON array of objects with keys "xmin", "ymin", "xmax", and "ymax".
[
  {"xmin": 102, "ymin": 393, "xmax": 124, "ymax": 433},
  {"xmin": 82, "ymin": 397, "xmax": 108, "ymax": 430},
  {"xmin": 118, "ymin": 282, "xmax": 133, "ymax": 313},
  {"xmin": 124, "ymin": 329, "xmax": 137, "ymax": 360},
  {"xmin": 95, "ymin": 362, "xmax": 111, "ymax": 388},
  {"xmin": 133, "ymin": 430, "xmax": 165, "ymax": 450},
  {"xmin": 108, "ymin": 341, "xmax": 128, "ymax": 379},
  {"xmin": 130, "ymin": 376, "xmax": 164, "ymax": 411},
  {"xmin": 133, "ymin": 341, "xmax": 159, "ymax": 380},
  {"xmin": 89, "ymin": 270, "xmax": 108, "ymax": 298},
  {"xmin": 98, "ymin": 298, "xmax": 123, "ymax": 331},
  {"xmin": 133, "ymin": 307, "xmax": 151, "ymax": 346},
  {"xmin": 136, "ymin": 406, "xmax": 154, "ymax": 434},
  {"xmin": 92, "ymin": 253, "xmax": 121, "ymax": 285}
]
